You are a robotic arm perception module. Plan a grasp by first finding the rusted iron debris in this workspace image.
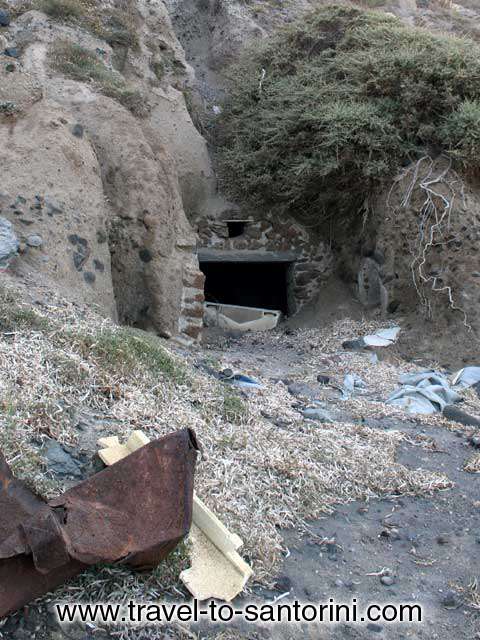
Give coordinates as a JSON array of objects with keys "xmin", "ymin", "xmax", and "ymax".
[{"xmin": 0, "ymin": 428, "xmax": 199, "ymax": 618}]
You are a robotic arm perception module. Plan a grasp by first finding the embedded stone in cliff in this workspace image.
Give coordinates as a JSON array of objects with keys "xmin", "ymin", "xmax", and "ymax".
[
  {"xmin": 26, "ymin": 234, "xmax": 43, "ymax": 248},
  {"xmin": 0, "ymin": 10, "xmax": 10, "ymax": 27},
  {"xmin": 358, "ymin": 257, "xmax": 383, "ymax": 308},
  {"xmin": 0, "ymin": 217, "xmax": 19, "ymax": 269},
  {"xmin": 139, "ymin": 248, "xmax": 153, "ymax": 263},
  {"xmin": 72, "ymin": 124, "xmax": 84, "ymax": 139}
]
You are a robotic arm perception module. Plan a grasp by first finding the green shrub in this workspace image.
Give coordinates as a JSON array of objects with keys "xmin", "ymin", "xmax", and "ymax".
[
  {"xmin": 51, "ymin": 41, "xmax": 145, "ymax": 114},
  {"xmin": 37, "ymin": 0, "xmax": 84, "ymax": 19},
  {"xmin": 356, "ymin": 0, "xmax": 386, "ymax": 7},
  {"xmin": 68, "ymin": 327, "xmax": 186, "ymax": 383},
  {"xmin": 215, "ymin": 5, "xmax": 480, "ymax": 226},
  {"xmin": 441, "ymin": 100, "xmax": 480, "ymax": 166},
  {"xmin": 52, "ymin": 41, "xmax": 123, "ymax": 86},
  {"xmin": 151, "ymin": 60, "xmax": 165, "ymax": 81},
  {"xmin": 0, "ymin": 287, "xmax": 51, "ymax": 332},
  {"xmin": 0, "ymin": 0, "xmax": 33, "ymax": 16},
  {"xmin": 221, "ymin": 388, "xmax": 248, "ymax": 423},
  {"xmin": 101, "ymin": 16, "xmax": 139, "ymax": 50},
  {"xmin": 35, "ymin": 0, "xmax": 139, "ymax": 51}
]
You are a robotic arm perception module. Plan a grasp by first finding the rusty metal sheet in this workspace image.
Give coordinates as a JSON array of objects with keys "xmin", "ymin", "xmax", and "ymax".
[{"xmin": 0, "ymin": 428, "xmax": 199, "ymax": 619}]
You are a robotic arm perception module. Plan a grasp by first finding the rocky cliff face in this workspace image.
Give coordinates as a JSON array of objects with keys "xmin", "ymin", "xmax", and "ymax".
[
  {"xmin": 0, "ymin": 0, "xmax": 208, "ymax": 341},
  {"xmin": 1, "ymin": 0, "xmax": 479, "ymax": 356}
]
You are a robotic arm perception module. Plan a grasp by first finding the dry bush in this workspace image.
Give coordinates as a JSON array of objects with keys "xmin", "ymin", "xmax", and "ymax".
[{"xmin": 216, "ymin": 4, "xmax": 480, "ymax": 227}]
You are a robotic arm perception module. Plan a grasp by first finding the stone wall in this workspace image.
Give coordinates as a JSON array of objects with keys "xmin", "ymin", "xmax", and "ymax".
[
  {"xmin": 194, "ymin": 211, "xmax": 334, "ymax": 313},
  {"xmin": 179, "ymin": 263, "xmax": 205, "ymax": 342}
]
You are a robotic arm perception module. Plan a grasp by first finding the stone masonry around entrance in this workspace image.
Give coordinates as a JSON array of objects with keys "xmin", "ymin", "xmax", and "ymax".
[{"xmin": 195, "ymin": 211, "xmax": 334, "ymax": 313}]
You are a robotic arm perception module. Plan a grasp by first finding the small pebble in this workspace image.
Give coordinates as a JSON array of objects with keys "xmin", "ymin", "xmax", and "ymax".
[
  {"xmin": 441, "ymin": 590, "xmax": 459, "ymax": 609},
  {"xmin": 436, "ymin": 534, "xmax": 450, "ymax": 545},
  {"xmin": 366, "ymin": 623, "xmax": 383, "ymax": 633},
  {"xmin": 274, "ymin": 575, "xmax": 292, "ymax": 592},
  {"xmin": 380, "ymin": 575, "xmax": 395, "ymax": 586},
  {"xmin": 26, "ymin": 234, "xmax": 43, "ymax": 248},
  {"xmin": 469, "ymin": 436, "xmax": 480, "ymax": 448}
]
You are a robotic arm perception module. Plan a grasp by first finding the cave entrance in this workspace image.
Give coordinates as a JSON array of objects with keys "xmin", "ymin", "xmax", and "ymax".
[{"xmin": 199, "ymin": 251, "xmax": 295, "ymax": 316}]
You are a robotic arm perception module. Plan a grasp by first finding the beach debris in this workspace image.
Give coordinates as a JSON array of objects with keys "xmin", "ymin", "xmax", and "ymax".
[
  {"xmin": 98, "ymin": 431, "xmax": 253, "ymax": 602},
  {"xmin": 195, "ymin": 362, "xmax": 263, "ymax": 389},
  {"xmin": 343, "ymin": 326, "xmax": 400, "ymax": 350},
  {"xmin": 386, "ymin": 367, "xmax": 480, "ymax": 415},
  {"xmin": 231, "ymin": 374, "xmax": 262, "ymax": 389},
  {"xmin": 452, "ymin": 367, "xmax": 480, "ymax": 389},
  {"xmin": 363, "ymin": 327, "xmax": 401, "ymax": 347},
  {"xmin": 0, "ymin": 429, "xmax": 198, "ymax": 619},
  {"xmin": 180, "ymin": 499, "xmax": 253, "ymax": 601},
  {"xmin": 386, "ymin": 371, "xmax": 462, "ymax": 414},
  {"xmin": 343, "ymin": 373, "xmax": 367, "ymax": 397},
  {"xmin": 97, "ymin": 430, "xmax": 150, "ymax": 465}
]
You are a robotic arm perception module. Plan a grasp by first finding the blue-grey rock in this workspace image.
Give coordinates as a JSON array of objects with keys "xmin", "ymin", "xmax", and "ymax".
[
  {"xmin": 73, "ymin": 251, "xmax": 86, "ymax": 270},
  {"xmin": 302, "ymin": 407, "xmax": 334, "ymax": 423},
  {"xmin": 342, "ymin": 338, "xmax": 366, "ymax": 351},
  {"xmin": 444, "ymin": 405, "xmax": 480, "ymax": 428},
  {"xmin": 4, "ymin": 47, "xmax": 19, "ymax": 58},
  {"xmin": 26, "ymin": 234, "xmax": 43, "ymax": 248},
  {"xmin": 0, "ymin": 217, "xmax": 19, "ymax": 268},
  {"xmin": 72, "ymin": 123, "xmax": 84, "ymax": 138},
  {"xmin": 45, "ymin": 441, "xmax": 83, "ymax": 477},
  {"xmin": 0, "ymin": 10, "xmax": 10, "ymax": 27},
  {"xmin": 288, "ymin": 382, "xmax": 318, "ymax": 399},
  {"xmin": 139, "ymin": 247, "xmax": 152, "ymax": 262},
  {"xmin": 367, "ymin": 623, "xmax": 383, "ymax": 633},
  {"xmin": 441, "ymin": 590, "xmax": 459, "ymax": 609}
]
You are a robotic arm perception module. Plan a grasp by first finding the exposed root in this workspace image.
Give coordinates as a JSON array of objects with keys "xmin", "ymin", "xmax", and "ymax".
[{"xmin": 388, "ymin": 156, "xmax": 472, "ymax": 329}]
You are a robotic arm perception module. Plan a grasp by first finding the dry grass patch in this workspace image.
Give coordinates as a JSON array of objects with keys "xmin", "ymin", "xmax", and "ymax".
[
  {"xmin": 50, "ymin": 40, "xmax": 146, "ymax": 115},
  {"xmin": 34, "ymin": 0, "xmax": 139, "ymax": 50},
  {"xmin": 59, "ymin": 327, "xmax": 187, "ymax": 384},
  {"xmin": 454, "ymin": 578, "xmax": 480, "ymax": 611},
  {"xmin": 0, "ymin": 280, "xmax": 453, "ymax": 614},
  {"xmin": 36, "ymin": 0, "xmax": 89, "ymax": 19},
  {"xmin": 464, "ymin": 452, "xmax": 480, "ymax": 473}
]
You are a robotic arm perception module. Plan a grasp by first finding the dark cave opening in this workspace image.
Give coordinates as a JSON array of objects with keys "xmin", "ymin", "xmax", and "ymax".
[
  {"xmin": 227, "ymin": 220, "xmax": 247, "ymax": 238},
  {"xmin": 200, "ymin": 261, "xmax": 291, "ymax": 315}
]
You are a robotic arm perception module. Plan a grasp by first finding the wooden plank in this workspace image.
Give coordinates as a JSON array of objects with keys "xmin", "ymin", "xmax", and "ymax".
[{"xmin": 96, "ymin": 430, "xmax": 253, "ymax": 600}]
